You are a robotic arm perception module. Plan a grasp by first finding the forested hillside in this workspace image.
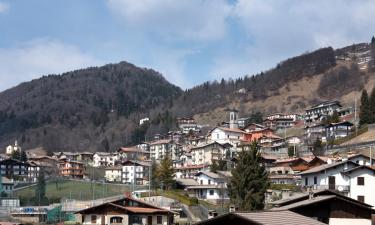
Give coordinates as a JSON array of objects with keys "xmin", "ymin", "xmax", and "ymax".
[{"xmin": 0, "ymin": 40, "xmax": 374, "ymax": 152}]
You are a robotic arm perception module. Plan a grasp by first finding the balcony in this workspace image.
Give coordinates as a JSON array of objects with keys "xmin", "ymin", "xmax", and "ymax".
[{"xmin": 307, "ymin": 185, "xmax": 350, "ymax": 193}]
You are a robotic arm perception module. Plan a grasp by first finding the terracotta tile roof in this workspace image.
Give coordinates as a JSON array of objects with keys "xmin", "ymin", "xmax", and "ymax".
[
  {"xmin": 298, "ymin": 160, "xmax": 358, "ymax": 175},
  {"xmin": 149, "ymin": 139, "xmax": 173, "ymax": 145},
  {"xmin": 124, "ymin": 206, "xmax": 169, "ymax": 213},
  {"xmin": 217, "ymin": 127, "xmax": 247, "ymax": 134},
  {"xmin": 118, "ymin": 147, "xmax": 149, "ymax": 153},
  {"xmin": 175, "ymin": 164, "xmax": 208, "ymax": 170}
]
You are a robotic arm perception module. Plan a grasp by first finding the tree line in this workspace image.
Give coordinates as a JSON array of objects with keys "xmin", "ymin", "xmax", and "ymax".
[{"xmin": 359, "ymin": 86, "xmax": 375, "ymax": 125}]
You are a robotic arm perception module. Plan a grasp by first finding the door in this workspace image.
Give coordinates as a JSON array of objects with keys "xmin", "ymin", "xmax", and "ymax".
[
  {"xmin": 328, "ymin": 176, "xmax": 335, "ymax": 190},
  {"xmin": 101, "ymin": 215, "xmax": 105, "ymax": 225},
  {"xmin": 147, "ymin": 216, "xmax": 153, "ymax": 225}
]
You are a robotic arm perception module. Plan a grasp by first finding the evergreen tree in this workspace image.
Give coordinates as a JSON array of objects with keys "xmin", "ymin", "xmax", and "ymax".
[
  {"xmin": 210, "ymin": 161, "xmax": 219, "ymax": 173},
  {"xmin": 312, "ymin": 138, "xmax": 324, "ymax": 156},
  {"xmin": 228, "ymin": 142, "xmax": 269, "ymax": 211},
  {"xmin": 150, "ymin": 160, "xmax": 158, "ymax": 190},
  {"xmin": 156, "ymin": 155, "xmax": 175, "ymax": 190},
  {"xmin": 35, "ymin": 169, "xmax": 47, "ymax": 205},
  {"xmin": 359, "ymin": 89, "xmax": 371, "ymax": 125},
  {"xmin": 370, "ymin": 87, "xmax": 375, "ymax": 123},
  {"xmin": 11, "ymin": 150, "xmax": 27, "ymax": 162}
]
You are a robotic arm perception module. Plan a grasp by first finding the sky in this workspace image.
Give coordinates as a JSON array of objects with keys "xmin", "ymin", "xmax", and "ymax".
[{"xmin": 0, "ymin": 0, "xmax": 374, "ymax": 91}]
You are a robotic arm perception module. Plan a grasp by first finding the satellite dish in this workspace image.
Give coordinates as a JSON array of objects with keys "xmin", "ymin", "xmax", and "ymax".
[{"xmin": 337, "ymin": 186, "xmax": 343, "ymax": 192}]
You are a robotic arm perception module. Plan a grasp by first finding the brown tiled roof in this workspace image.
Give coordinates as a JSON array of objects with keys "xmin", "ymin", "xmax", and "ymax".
[
  {"xmin": 237, "ymin": 210, "xmax": 326, "ymax": 225},
  {"xmin": 123, "ymin": 206, "xmax": 169, "ymax": 213},
  {"xmin": 298, "ymin": 160, "xmax": 357, "ymax": 175}
]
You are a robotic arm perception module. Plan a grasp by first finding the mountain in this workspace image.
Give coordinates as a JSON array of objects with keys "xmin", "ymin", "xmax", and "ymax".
[
  {"xmin": 0, "ymin": 62, "xmax": 182, "ymax": 152},
  {"xmin": 0, "ymin": 39, "xmax": 374, "ymax": 152}
]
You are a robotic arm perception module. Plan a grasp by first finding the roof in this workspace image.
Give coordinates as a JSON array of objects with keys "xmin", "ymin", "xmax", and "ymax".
[
  {"xmin": 187, "ymin": 185, "xmax": 222, "ymax": 190},
  {"xmin": 215, "ymin": 126, "xmax": 247, "ymax": 134},
  {"xmin": 237, "ymin": 210, "xmax": 325, "ymax": 225},
  {"xmin": 271, "ymin": 189, "xmax": 373, "ymax": 208},
  {"xmin": 298, "ymin": 160, "xmax": 358, "ymax": 175},
  {"xmin": 341, "ymin": 165, "xmax": 375, "ymax": 174},
  {"xmin": 190, "ymin": 141, "xmax": 231, "ymax": 150},
  {"xmin": 122, "ymin": 160, "xmax": 150, "ymax": 167},
  {"xmin": 75, "ymin": 196, "xmax": 173, "ymax": 215},
  {"xmin": 175, "ymin": 164, "xmax": 209, "ymax": 170},
  {"xmin": 326, "ymin": 121, "xmax": 354, "ymax": 127},
  {"xmin": 149, "ymin": 139, "xmax": 173, "ymax": 145},
  {"xmin": 175, "ymin": 178, "xmax": 199, "ymax": 186},
  {"xmin": 195, "ymin": 210, "xmax": 325, "ymax": 225},
  {"xmin": 194, "ymin": 171, "xmax": 221, "ymax": 179},
  {"xmin": 105, "ymin": 166, "xmax": 122, "ymax": 170},
  {"xmin": 216, "ymin": 170, "xmax": 232, "ymax": 178},
  {"xmin": 272, "ymin": 195, "xmax": 336, "ymax": 210},
  {"xmin": 269, "ymin": 174, "xmax": 295, "ymax": 179},
  {"xmin": 118, "ymin": 147, "xmax": 149, "ymax": 153}
]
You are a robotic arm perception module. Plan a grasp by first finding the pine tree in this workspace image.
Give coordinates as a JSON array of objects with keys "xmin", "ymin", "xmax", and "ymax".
[
  {"xmin": 35, "ymin": 169, "xmax": 47, "ymax": 205},
  {"xmin": 312, "ymin": 138, "xmax": 324, "ymax": 156},
  {"xmin": 156, "ymin": 155, "xmax": 175, "ymax": 190},
  {"xmin": 359, "ymin": 89, "xmax": 371, "ymax": 125},
  {"xmin": 228, "ymin": 142, "xmax": 269, "ymax": 210},
  {"xmin": 370, "ymin": 87, "xmax": 375, "ymax": 124}
]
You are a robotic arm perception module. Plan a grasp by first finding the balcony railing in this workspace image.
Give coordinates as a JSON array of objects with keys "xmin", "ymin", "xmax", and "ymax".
[{"xmin": 305, "ymin": 185, "xmax": 350, "ymax": 192}]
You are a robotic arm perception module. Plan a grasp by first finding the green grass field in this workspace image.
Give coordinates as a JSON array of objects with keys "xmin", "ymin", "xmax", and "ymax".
[{"xmin": 14, "ymin": 180, "xmax": 146, "ymax": 205}]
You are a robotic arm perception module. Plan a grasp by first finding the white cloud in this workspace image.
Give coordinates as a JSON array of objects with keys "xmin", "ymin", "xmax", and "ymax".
[
  {"xmin": 211, "ymin": 0, "xmax": 375, "ymax": 79},
  {"xmin": 107, "ymin": 0, "xmax": 232, "ymax": 41},
  {"xmin": 0, "ymin": 1, "xmax": 9, "ymax": 13},
  {"xmin": 0, "ymin": 38, "xmax": 101, "ymax": 91}
]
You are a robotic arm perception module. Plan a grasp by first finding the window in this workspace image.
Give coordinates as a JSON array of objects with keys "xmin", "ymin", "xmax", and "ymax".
[
  {"xmin": 314, "ymin": 176, "xmax": 317, "ymax": 185},
  {"xmin": 357, "ymin": 177, "xmax": 365, "ymax": 186},
  {"xmin": 131, "ymin": 216, "xmax": 142, "ymax": 224},
  {"xmin": 157, "ymin": 216, "xmax": 163, "ymax": 224},
  {"xmin": 305, "ymin": 177, "xmax": 308, "ymax": 186},
  {"xmin": 357, "ymin": 195, "xmax": 365, "ymax": 203},
  {"xmin": 216, "ymin": 134, "xmax": 219, "ymax": 139},
  {"xmin": 208, "ymin": 180, "xmax": 211, "ymax": 185},
  {"xmin": 91, "ymin": 215, "xmax": 97, "ymax": 223},
  {"xmin": 209, "ymin": 190, "xmax": 214, "ymax": 195}
]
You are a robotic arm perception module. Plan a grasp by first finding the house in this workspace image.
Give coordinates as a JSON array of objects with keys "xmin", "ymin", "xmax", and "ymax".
[
  {"xmin": 209, "ymin": 127, "xmax": 247, "ymax": 145},
  {"xmin": 105, "ymin": 166, "xmax": 122, "ymax": 183},
  {"xmin": 243, "ymin": 123, "xmax": 266, "ymax": 132},
  {"xmin": 298, "ymin": 159, "xmax": 375, "ymax": 207},
  {"xmin": 298, "ymin": 160, "xmax": 358, "ymax": 193},
  {"xmin": 93, "ymin": 152, "xmax": 118, "ymax": 167},
  {"xmin": 174, "ymin": 164, "xmax": 209, "ymax": 179},
  {"xmin": 118, "ymin": 146, "xmax": 150, "ymax": 161},
  {"xmin": 74, "ymin": 196, "xmax": 174, "ymax": 225},
  {"xmin": 1, "ymin": 177, "xmax": 14, "ymax": 192},
  {"xmin": 0, "ymin": 159, "xmax": 29, "ymax": 181},
  {"xmin": 304, "ymin": 123, "xmax": 326, "ymax": 144},
  {"xmin": 5, "ymin": 141, "xmax": 21, "ymax": 156},
  {"xmin": 305, "ymin": 100, "xmax": 342, "ymax": 124},
  {"xmin": 26, "ymin": 161, "xmax": 40, "ymax": 183},
  {"xmin": 187, "ymin": 171, "xmax": 229, "ymax": 203},
  {"xmin": 190, "ymin": 142, "xmax": 232, "ymax": 166},
  {"xmin": 122, "ymin": 160, "xmax": 150, "ymax": 185},
  {"xmin": 269, "ymin": 166, "xmax": 296, "ymax": 185},
  {"xmin": 346, "ymin": 153, "xmax": 374, "ymax": 166},
  {"xmin": 149, "ymin": 139, "xmax": 181, "ymax": 161},
  {"xmin": 194, "ymin": 210, "xmax": 326, "ymax": 225},
  {"xmin": 57, "ymin": 160, "xmax": 85, "ymax": 179},
  {"xmin": 271, "ymin": 189, "xmax": 375, "ymax": 225},
  {"xmin": 341, "ymin": 165, "xmax": 375, "ymax": 207},
  {"xmin": 177, "ymin": 117, "xmax": 200, "ymax": 134},
  {"xmin": 325, "ymin": 121, "xmax": 353, "ymax": 141}
]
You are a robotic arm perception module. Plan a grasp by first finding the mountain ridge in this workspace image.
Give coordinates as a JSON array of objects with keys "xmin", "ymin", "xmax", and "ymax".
[{"xmin": 0, "ymin": 40, "xmax": 374, "ymax": 152}]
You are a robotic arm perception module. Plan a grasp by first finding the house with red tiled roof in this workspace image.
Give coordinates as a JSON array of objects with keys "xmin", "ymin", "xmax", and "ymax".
[{"xmin": 75, "ymin": 196, "xmax": 174, "ymax": 225}]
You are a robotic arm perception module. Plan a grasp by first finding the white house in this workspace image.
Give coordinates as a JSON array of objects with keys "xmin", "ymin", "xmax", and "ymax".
[
  {"xmin": 342, "ymin": 166, "xmax": 375, "ymax": 207},
  {"xmin": 92, "ymin": 152, "xmax": 118, "ymax": 167},
  {"xmin": 305, "ymin": 100, "xmax": 342, "ymax": 124},
  {"xmin": 105, "ymin": 166, "xmax": 122, "ymax": 183},
  {"xmin": 149, "ymin": 139, "xmax": 181, "ymax": 161},
  {"xmin": 122, "ymin": 160, "xmax": 150, "ymax": 185},
  {"xmin": 187, "ymin": 171, "xmax": 229, "ymax": 203},
  {"xmin": 299, "ymin": 160, "xmax": 358, "ymax": 192},
  {"xmin": 190, "ymin": 142, "xmax": 232, "ymax": 165},
  {"xmin": 299, "ymin": 160, "xmax": 375, "ymax": 207},
  {"xmin": 209, "ymin": 127, "xmax": 245, "ymax": 145}
]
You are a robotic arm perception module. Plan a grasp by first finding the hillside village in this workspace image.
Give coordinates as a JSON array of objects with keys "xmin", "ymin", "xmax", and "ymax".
[{"xmin": 1, "ymin": 93, "xmax": 375, "ymax": 224}]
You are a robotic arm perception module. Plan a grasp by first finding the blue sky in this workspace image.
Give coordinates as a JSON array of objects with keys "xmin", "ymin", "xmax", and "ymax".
[{"xmin": 0, "ymin": 0, "xmax": 374, "ymax": 91}]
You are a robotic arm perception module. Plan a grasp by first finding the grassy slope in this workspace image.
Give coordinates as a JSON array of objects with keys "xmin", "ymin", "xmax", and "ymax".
[{"xmin": 14, "ymin": 180, "xmax": 143, "ymax": 204}]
